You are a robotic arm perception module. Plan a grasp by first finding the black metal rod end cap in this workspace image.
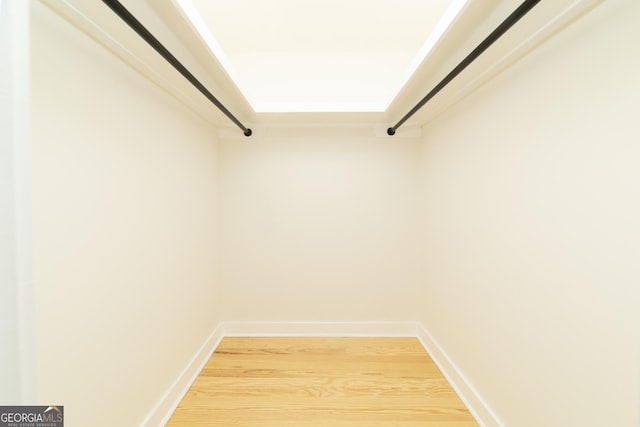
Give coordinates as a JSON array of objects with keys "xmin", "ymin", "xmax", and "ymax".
[
  {"xmin": 244, "ymin": 128, "xmax": 253, "ymax": 137},
  {"xmin": 386, "ymin": 127, "xmax": 396, "ymax": 136}
]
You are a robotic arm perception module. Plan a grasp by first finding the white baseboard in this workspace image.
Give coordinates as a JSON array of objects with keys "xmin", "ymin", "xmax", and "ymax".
[
  {"xmin": 140, "ymin": 324, "xmax": 225, "ymax": 427},
  {"xmin": 415, "ymin": 323, "xmax": 503, "ymax": 427},
  {"xmin": 219, "ymin": 320, "xmax": 422, "ymax": 337},
  {"xmin": 142, "ymin": 321, "xmax": 500, "ymax": 427}
]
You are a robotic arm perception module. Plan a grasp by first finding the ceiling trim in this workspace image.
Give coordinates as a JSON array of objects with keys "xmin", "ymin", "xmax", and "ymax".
[
  {"xmin": 386, "ymin": 0, "xmax": 604, "ymax": 128},
  {"xmin": 40, "ymin": 0, "xmax": 604, "ymax": 131}
]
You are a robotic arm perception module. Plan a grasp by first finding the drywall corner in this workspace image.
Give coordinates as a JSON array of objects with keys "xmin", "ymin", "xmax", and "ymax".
[
  {"xmin": 140, "ymin": 324, "xmax": 225, "ymax": 427},
  {"xmin": 416, "ymin": 323, "xmax": 502, "ymax": 427}
]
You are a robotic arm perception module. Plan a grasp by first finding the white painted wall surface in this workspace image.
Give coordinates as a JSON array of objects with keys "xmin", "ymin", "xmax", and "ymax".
[
  {"xmin": 218, "ymin": 128, "xmax": 423, "ymax": 322},
  {"xmin": 417, "ymin": 0, "xmax": 640, "ymax": 425},
  {"xmin": 30, "ymin": 2, "xmax": 221, "ymax": 425},
  {"xmin": 0, "ymin": 0, "xmax": 36, "ymax": 404},
  {"xmin": 0, "ymin": 0, "xmax": 21, "ymax": 403}
]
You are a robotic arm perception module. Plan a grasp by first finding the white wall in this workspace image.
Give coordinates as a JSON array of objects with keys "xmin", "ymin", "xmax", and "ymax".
[
  {"xmin": 218, "ymin": 128, "xmax": 423, "ymax": 322},
  {"xmin": 30, "ymin": 2, "xmax": 221, "ymax": 425},
  {"xmin": 0, "ymin": 0, "xmax": 21, "ymax": 402},
  {"xmin": 0, "ymin": 0, "xmax": 36, "ymax": 404},
  {"xmin": 417, "ymin": 0, "xmax": 639, "ymax": 425}
]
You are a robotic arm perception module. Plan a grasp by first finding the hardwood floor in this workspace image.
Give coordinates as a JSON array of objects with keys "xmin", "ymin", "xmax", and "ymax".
[{"xmin": 166, "ymin": 337, "xmax": 479, "ymax": 426}]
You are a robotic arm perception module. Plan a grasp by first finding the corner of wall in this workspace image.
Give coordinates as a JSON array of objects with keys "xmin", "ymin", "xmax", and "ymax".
[
  {"xmin": 140, "ymin": 324, "xmax": 225, "ymax": 427},
  {"xmin": 415, "ymin": 322, "xmax": 503, "ymax": 427}
]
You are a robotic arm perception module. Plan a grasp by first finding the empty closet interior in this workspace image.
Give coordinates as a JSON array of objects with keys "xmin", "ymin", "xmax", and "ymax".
[{"xmin": 3, "ymin": 0, "xmax": 638, "ymax": 426}]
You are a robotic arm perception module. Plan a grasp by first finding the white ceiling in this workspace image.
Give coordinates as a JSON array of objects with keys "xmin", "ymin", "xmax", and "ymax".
[{"xmin": 179, "ymin": 0, "xmax": 468, "ymax": 112}]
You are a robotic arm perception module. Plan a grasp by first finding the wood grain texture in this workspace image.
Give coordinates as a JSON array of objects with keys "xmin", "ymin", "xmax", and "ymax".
[{"xmin": 166, "ymin": 337, "xmax": 479, "ymax": 426}]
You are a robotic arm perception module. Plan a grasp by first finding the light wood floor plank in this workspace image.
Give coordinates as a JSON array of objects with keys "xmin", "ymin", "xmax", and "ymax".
[{"xmin": 166, "ymin": 337, "xmax": 479, "ymax": 426}]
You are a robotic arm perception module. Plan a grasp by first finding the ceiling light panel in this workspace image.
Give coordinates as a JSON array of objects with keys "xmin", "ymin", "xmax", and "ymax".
[{"xmin": 183, "ymin": 0, "xmax": 466, "ymax": 112}]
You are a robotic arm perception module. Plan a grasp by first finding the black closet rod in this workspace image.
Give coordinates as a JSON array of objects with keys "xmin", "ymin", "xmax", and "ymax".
[
  {"xmin": 101, "ymin": 0, "xmax": 252, "ymax": 136},
  {"xmin": 387, "ymin": 0, "xmax": 540, "ymax": 136}
]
